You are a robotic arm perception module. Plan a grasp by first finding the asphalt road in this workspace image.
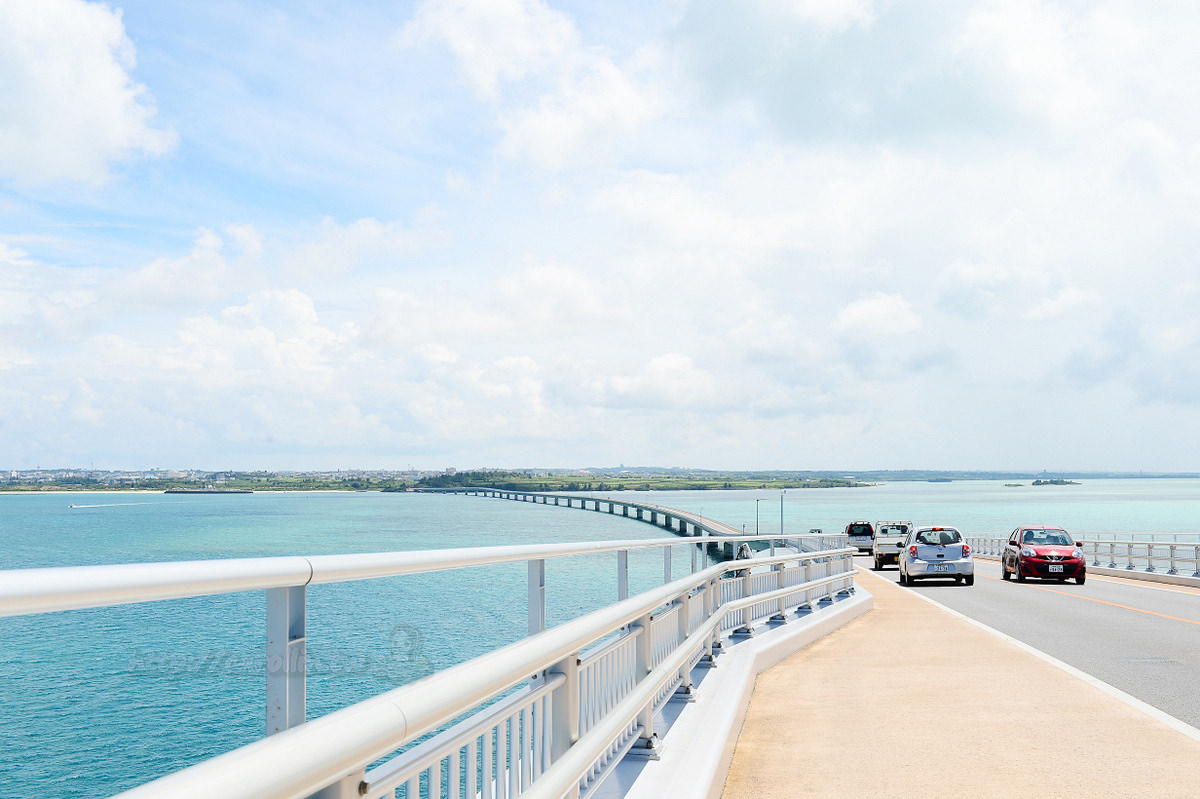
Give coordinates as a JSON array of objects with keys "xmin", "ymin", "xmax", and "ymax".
[{"xmin": 856, "ymin": 554, "xmax": 1200, "ymax": 730}]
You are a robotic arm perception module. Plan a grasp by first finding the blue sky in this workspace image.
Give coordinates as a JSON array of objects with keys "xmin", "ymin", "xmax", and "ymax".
[{"xmin": 3, "ymin": 0, "xmax": 1200, "ymax": 471}]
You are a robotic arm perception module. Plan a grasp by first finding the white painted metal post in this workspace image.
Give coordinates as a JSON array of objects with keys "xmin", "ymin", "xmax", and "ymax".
[
  {"xmin": 617, "ymin": 550, "xmax": 629, "ymax": 601},
  {"xmin": 529, "ymin": 559, "xmax": 546, "ymax": 636},
  {"xmin": 631, "ymin": 613, "xmax": 658, "ymax": 754},
  {"xmin": 663, "ymin": 548, "xmax": 672, "ymax": 584},
  {"xmin": 266, "ymin": 585, "xmax": 306, "ymax": 735},
  {"xmin": 675, "ymin": 595, "xmax": 694, "ymax": 698},
  {"xmin": 547, "ymin": 654, "xmax": 580, "ymax": 759},
  {"xmin": 771, "ymin": 563, "xmax": 786, "ymax": 620}
]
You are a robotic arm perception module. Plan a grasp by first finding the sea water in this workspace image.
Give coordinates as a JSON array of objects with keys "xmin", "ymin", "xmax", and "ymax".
[{"xmin": 1, "ymin": 479, "xmax": 1198, "ymax": 797}]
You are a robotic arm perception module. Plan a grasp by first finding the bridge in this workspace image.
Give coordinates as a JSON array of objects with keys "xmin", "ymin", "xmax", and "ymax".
[
  {"xmin": 3, "ymin": 496, "xmax": 1200, "ymax": 798},
  {"xmin": 419, "ymin": 487, "xmax": 825, "ymax": 560}
]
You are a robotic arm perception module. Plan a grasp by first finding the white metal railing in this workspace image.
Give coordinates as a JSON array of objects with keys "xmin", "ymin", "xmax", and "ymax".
[
  {"xmin": 0, "ymin": 528, "xmax": 854, "ymax": 799},
  {"xmin": 967, "ymin": 536, "xmax": 1200, "ymax": 577}
]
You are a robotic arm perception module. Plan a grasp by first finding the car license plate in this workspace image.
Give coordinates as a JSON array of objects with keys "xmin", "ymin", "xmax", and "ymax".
[
  {"xmin": 1048, "ymin": 564, "xmax": 1063, "ymax": 573},
  {"xmin": 932, "ymin": 564, "xmax": 950, "ymax": 572}
]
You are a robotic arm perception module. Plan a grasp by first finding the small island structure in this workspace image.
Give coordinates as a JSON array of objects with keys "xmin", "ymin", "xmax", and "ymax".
[{"xmin": 1032, "ymin": 479, "xmax": 1081, "ymax": 486}]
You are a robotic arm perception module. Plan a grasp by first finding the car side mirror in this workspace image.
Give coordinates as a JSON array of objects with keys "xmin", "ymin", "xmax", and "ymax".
[
  {"xmin": 1075, "ymin": 542, "xmax": 1083, "ymax": 547},
  {"xmin": 1008, "ymin": 540, "xmax": 1018, "ymax": 547}
]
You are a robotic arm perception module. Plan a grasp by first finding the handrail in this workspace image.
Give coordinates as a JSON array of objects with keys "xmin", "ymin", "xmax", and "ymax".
[
  {"xmin": 0, "ymin": 533, "xmax": 816, "ymax": 618},
  {"xmin": 966, "ymin": 536, "xmax": 1200, "ymax": 578},
  {"xmin": 109, "ymin": 545, "xmax": 855, "ymax": 799},
  {"xmin": 516, "ymin": 572, "xmax": 850, "ymax": 799}
]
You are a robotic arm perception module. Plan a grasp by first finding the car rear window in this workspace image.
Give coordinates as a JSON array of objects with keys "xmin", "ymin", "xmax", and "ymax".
[
  {"xmin": 916, "ymin": 529, "xmax": 962, "ymax": 545},
  {"xmin": 847, "ymin": 524, "xmax": 873, "ymax": 536},
  {"xmin": 879, "ymin": 525, "xmax": 907, "ymax": 535}
]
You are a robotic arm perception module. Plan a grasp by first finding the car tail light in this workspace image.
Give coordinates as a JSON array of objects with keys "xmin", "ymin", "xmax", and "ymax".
[
  {"xmin": 962, "ymin": 544, "xmax": 971, "ymax": 557},
  {"xmin": 908, "ymin": 546, "xmax": 918, "ymax": 559}
]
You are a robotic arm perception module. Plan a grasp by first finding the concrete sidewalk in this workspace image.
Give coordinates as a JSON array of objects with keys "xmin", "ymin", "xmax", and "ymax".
[{"xmin": 721, "ymin": 567, "xmax": 1200, "ymax": 798}]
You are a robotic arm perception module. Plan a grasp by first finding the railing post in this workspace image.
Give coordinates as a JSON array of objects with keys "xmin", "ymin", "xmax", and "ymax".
[
  {"xmin": 630, "ymin": 613, "xmax": 660, "ymax": 757},
  {"xmin": 546, "ymin": 654, "xmax": 580, "ymax": 759},
  {"xmin": 1168, "ymin": 544, "xmax": 1178, "ymax": 574},
  {"xmin": 664, "ymin": 548, "xmax": 672, "ymax": 584},
  {"xmin": 733, "ymin": 562, "xmax": 753, "ymax": 635},
  {"xmin": 617, "ymin": 550, "xmax": 629, "ymax": 601},
  {"xmin": 266, "ymin": 585, "xmax": 306, "ymax": 735},
  {"xmin": 770, "ymin": 562, "xmax": 786, "ymax": 621},
  {"xmin": 1108, "ymin": 542, "xmax": 1116, "ymax": 568},
  {"xmin": 529, "ymin": 559, "xmax": 546, "ymax": 636},
  {"xmin": 1126, "ymin": 542, "xmax": 1135, "ymax": 570},
  {"xmin": 674, "ymin": 595, "xmax": 695, "ymax": 699},
  {"xmin": 703, "ymin": 576, "xmax": 722, "ymax": 662}
]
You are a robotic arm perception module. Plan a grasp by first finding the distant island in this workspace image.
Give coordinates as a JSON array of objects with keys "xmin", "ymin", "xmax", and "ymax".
[{"xmin": 2, "ymin": 467, "xmax": 1189, "ymax": 493}]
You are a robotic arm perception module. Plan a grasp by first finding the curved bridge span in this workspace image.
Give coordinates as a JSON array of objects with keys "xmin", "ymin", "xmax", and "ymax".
[{"xmin": 425, "ymin": 487, "xmax": 845, "ymax": 559}]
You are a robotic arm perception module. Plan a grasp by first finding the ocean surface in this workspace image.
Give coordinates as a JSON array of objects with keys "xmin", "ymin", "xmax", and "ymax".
[{"xmin": 2, "ymin": 479, "xmax": 1199, "ymax": 798}]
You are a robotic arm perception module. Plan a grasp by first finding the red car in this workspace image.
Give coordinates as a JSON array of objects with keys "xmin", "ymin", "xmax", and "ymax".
[{"xmin": 1002, "ymin": 526, "xmax": 1086, "ymax": 585}]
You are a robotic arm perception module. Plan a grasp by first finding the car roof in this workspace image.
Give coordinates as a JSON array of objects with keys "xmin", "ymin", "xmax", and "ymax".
[
  {"xmin": 1019, "ymin": 525, "xmax": 1066, "ymax": 531},
  {"xmin": 914, "ymin": 526, "xmax": 960, "ymax": 532}
]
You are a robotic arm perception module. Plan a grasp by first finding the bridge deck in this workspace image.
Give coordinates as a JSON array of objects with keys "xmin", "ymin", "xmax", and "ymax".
[{"xmin": 721, "ymin": 565, "xmax": 1200, "ymax": 798}]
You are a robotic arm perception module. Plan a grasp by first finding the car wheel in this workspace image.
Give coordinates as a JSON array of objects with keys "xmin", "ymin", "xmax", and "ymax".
[
  {"xmin": 1015, "ymin": 563, "xmax": 1026, "ymax": 582},
  {"xmin": 1001, "ymin": 559, "xmax": 1010, "ymax": 581},
  {"xmin": 873, "ymin": 556, "xmax": 881, "ymax": 570},
  {"xmin": 900, "ymin": 568, "xmax": 908, "ymax": 586},
  {"xmin": 964, "ymin": 574, "xmax": 974, "ymax": 586},
  {"xmin": 1076, "ymin": 574, "xmax": 1086, "ymax": 585},
  {"xmin": 954, "ymin": 576, "xmax": 962, "ymax": 584}
]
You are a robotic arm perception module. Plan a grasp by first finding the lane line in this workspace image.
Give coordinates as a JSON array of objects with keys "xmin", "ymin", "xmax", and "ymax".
[
  {"xmin": 856, "ymin": 567, "xmax": 1200, "ymax": 745},
  {"xmin": 969, "ymin": 554, "xmax": 1200, "ymax": 596},
  {"xmin": 980, "ymin": 573, "xmax": 1200, "ymax": 626}
]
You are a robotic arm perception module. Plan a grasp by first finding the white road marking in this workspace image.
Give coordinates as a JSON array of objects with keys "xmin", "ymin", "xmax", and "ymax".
[{"xmin": 856, "ymin": 566, "xmax": 1200, "ymax": 745}]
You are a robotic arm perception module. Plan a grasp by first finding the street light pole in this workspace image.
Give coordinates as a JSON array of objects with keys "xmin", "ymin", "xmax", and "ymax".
[{"xmin": 755, "ymin": 498, "xmax": 766, "ymax": 536}]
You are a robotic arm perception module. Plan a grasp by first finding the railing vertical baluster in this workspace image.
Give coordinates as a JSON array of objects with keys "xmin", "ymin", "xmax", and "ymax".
[
  {"xmin": 482, "ymin": 727, "xmax": 493, "ymax": 799},
  {"xmin": 617, "ymin": 550, "xmax": 629, "ymax": 601},
  {"xmin": 664, "ymin": 548, "xmax": 672, "ymax": 584},
  {"xmin": 466, "ymin": 739, "xmax": 478, "ymax": 799}
]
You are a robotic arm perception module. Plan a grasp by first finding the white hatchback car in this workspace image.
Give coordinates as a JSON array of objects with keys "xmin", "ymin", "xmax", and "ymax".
[{"xmin": 899, "ymin": 526, "xmax": 974, "ymax": 586}]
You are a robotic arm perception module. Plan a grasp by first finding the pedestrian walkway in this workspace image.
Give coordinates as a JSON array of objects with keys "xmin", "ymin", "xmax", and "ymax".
[{"xmin": 721, "ymin": 567, "xmax": 1200, "ymax": 798}]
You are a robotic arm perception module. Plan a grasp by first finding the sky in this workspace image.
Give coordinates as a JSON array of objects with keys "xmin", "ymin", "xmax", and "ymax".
[{"xmin": 2, "ymin": 0, "xmax": 1199, "ymax": 472}]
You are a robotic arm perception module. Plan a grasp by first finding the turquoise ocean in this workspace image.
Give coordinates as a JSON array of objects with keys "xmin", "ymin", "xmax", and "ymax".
[{"xmin": 2, "ymin": 479, "xmax": 1199, "ymax": 798}]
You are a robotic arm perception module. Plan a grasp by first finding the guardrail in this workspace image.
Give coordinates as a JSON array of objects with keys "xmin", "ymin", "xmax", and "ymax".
[
  {"xmin": 0, "ymin": 531, "xmax": 854, "ymax": 799},
  {"xmin": 966, "ymin": 537, "xmax": 1200, "ymax": 577}
]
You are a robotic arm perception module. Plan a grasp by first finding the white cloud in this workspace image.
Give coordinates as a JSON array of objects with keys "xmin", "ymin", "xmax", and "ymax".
[
  {"xmin": 0, "ymin": 0, "xmax": 176, "ymax": 184},
  {"xmin": 785, "ymin": 0, "xmax": 877, "ymax": 32},
  {"xmin": 400, "ymin": 0, "xmax": 662, "ymax": 169},
  {"xmin": 835, "ymin": 293, "xmax": 922, "ymax": 340},
  {"xmin": 1023, "ymin": 286, "xmax": 1102, "ymax": 321},
  {"xmin": 398, "ymin": 0, "xmax": 577, "ymax": 101}
]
